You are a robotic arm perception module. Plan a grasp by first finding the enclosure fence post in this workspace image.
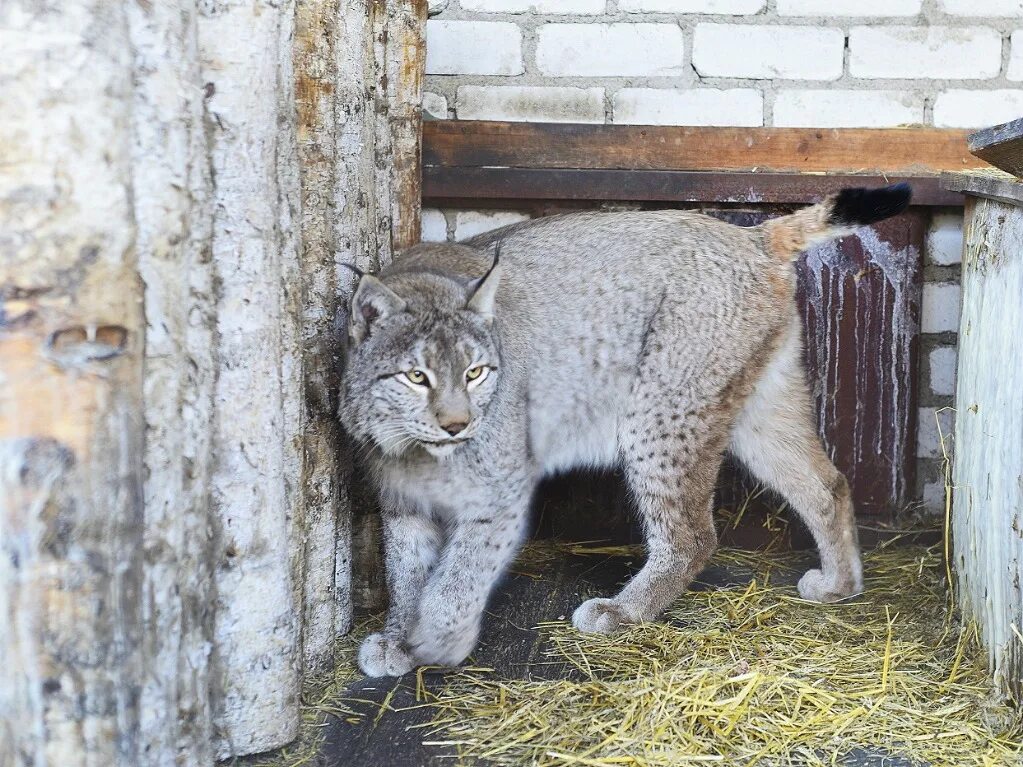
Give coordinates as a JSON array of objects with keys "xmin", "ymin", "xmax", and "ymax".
[
  {"xmin": 196, "ymin": 0, "xmax": 304, "ymax": 757},
  {"xmin": 0, "ymin": 3, "xmax": 145, "ymax": 764},
  {"xmin": 128, "ymin": 1, "xmax": 218, "ymax": 764}
]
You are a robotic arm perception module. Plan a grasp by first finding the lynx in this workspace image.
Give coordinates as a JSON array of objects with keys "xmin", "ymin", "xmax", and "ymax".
[{"xmin": 340, "ymin": 185, "xmax": 911, "ymax": 677}]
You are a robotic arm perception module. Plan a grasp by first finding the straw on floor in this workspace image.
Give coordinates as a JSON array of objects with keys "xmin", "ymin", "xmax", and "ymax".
[{"xmin": 407, "ymin": 540, "xmax": 1022, "ymax": 767}]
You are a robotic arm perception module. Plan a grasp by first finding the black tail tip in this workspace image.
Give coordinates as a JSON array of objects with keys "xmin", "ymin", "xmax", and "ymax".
[{"xmin": 829, "ymin": 182, "xmax": 913, "ymax": 227}]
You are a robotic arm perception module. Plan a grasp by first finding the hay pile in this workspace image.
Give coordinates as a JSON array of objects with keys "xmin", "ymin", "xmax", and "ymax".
[{"xmin": 414, "ymin": 541, "xmax": 1023, "ymax": 766}]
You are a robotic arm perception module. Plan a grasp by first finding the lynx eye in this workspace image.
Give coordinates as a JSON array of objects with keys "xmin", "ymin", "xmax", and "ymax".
[
  {"xmin": 404, "ymin": 369, "xmax": 429, "ymax": 386},
  {"xmin": 465, "ymin": 365, "xmax": 487, "ymax": 382}
]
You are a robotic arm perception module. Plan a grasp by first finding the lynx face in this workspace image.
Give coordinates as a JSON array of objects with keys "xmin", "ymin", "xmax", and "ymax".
[{"xmin": 339, "ymin": 263, "xmax": 502, "ymax": 459}]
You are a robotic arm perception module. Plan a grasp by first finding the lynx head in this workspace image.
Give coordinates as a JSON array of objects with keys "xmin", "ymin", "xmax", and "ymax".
[{"xmin": 339, "ymin": 245, "xmax": 502, "ymax": 459}]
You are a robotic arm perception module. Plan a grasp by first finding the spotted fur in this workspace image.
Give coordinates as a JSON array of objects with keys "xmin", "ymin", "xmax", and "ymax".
[{"xmin": 342, "ymin": 186, "xmax": 909, "ymax": 677}]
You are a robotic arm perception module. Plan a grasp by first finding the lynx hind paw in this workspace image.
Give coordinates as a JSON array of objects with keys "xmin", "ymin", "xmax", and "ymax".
[
  {"xmin": 358, "ymin": 633, "xmax": 416, "ymax": 677},
  {"xmin": 572, "ymin": 598, "xmax": 635, "ymax": 635},
  {"xmin": 797, "ymin": 568, "xmax": 862, "ymax": 603}
]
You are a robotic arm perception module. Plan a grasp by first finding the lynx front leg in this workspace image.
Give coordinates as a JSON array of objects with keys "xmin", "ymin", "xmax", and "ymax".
[
  {"xmin": 358, "ymin": 509, "xmax": 442, "ymax": 677},
  {"xmin": 406, "ymin": 500, "xmax": 529, "ymax": 668}
]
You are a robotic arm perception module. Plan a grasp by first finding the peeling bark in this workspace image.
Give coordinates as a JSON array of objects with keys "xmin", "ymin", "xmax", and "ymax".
[
  {"xmin": 0, "ymin": 3, "xmax": 144, "ymax": 765},
  {"xmin": 128, "ymin": 1, "xmax": 217, "ymax": 764},
  {"xmin": 197, "ymin": 1, "xmax": 302, "ymax": 757}
]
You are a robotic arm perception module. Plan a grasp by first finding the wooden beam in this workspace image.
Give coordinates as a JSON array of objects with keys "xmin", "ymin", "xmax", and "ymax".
[
  {"xmin": 967, "ymin": 116, "xmax": 1023, "ymax": 179},
  {"xmin": 943, "ymin": 169, "xmax": 1023, "ymax": 206},
  {"xmin": 424, "ymin": 121, "xmax": 983, "ymax": 175},
  {"xmin": 425, "ymin": 167, "xmax": 963, "ymax": 207}
]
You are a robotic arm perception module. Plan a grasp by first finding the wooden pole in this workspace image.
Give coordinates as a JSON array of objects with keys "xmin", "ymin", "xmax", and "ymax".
[
  {"xmin": 128, "ymin": 1, "xmax": 218, "ymax": 764},
  {"xmin": 0, "ymin": 3, "xmax": 145, "ymax": 764}
]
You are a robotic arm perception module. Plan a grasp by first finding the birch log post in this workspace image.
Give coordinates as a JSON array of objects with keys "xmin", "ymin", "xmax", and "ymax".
[
  {"xmin": 946, "ymin": 176, "xmax": 1023, "ymax": 701},
  {"xmin": 197, "ymin": 1, "xmax": 303, "ymax": 757},
  {"xmin": 128, "ymin": 2, "xmax": 217, "ymax": 764},
  {"xmin": 0, "ymin": 3, "xmax": 144, "ymax": 765},
  {"xmin": 341, "ymin": 0, "xmax": 428, "ymax": 614}
]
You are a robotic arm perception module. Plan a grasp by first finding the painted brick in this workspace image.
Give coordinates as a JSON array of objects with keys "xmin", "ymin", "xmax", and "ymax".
[
  {"xmin": 933, "ymin": 90, "xmax": 1023, "ymax": 128},
  {"xmin": 938, "ymin": 0, "xmax": 1023, "ymax": 14},
  {"xmin": 457, "ymin": 85, "xmax": 605, "ymax": 123},
  {"xmin": 929, "ymin": 346, "xmax": 957, "ymax": 397},
  {"xmin": 692, "ymin": 24, "xmax": 843, "ymax": 80},
  {"xmin": 921, "ymin": 479, "xmax": 947, "ymax": 512},
  {"xmin": 421, "ymin": 209, "xmax": 449, "ymax": 242},
  {"xmin": 454, "ymin": 210, "xmax": 531, "ymax": 241},
  {"xmin": 778, "ymin": 0, "xmax": 921, "ymax": 13},
  {"xmin": 620, "ymin": 0, "xmax": 765, "ymax": 12},
  {"xmin": 849, "ymin": 27, "xmax": 1001, "ymax": 80},
  {"xmin": 917, "ymin": 406, "xmax": 954, "ymax": 458},
  {"xmin": 425, "ymin": 20, "xmax": 523, "ymax": 76},
  {"xmin": 927, "ymin": 212, "xmax": 963, "ymax": 266},
  {"xmin": 460, "ymin": 0, "xmax": 605, "ymax": 12},
  {"xmin": 537, "ymin": 24, "xmax": 685, "ymax": 77},
  {"xmin": 1010, "ymin": 31, "xmax": 1023, "ymax": 81},
  {"xmin": 613, "ymin": 88, "xmax": 762, "ymax": 126},
  {"xmin": 423, "ymin": 91, "xmax": 448, "ymax": 119},
  {"xmin": 922, "ymin": 283, "xmax": 961, "ymax": 334},
  {"xmin": 773, "ymin": 90, "xmax": 922, "ymax": 127}
]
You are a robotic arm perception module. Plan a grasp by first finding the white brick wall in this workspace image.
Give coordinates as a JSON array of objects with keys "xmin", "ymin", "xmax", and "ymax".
[
  {"xmin": 537, "ymin": 23, "xmax": 685, "ymax": 77},
  {"xmin": 848, "ymin": 27, "xmax": 1002, "ymax": 80},
  {"xmin": 460, "ymin": 0, "xmax": 605, "ymax": 12},
  {"xmin": 693, "ymin": 24, "xmax": 844, "ymax": 80},
  {"xmin": 933, "ymin": 90, "xmax": 1023, "ymax": 128},
  {"xmin": 922, "ymin": 283, "xmax": 962, "ymax": 335},
  {"xmin": 1010, "ymin": 31, "xmax": 1023, "ymax": 81},
  {"xmin": 778, "ymin": 0, "xmax": 921, "ymax": 14},
  {"xmin": 917, "ymin": 407, "xmax": 955, "ymax": 458},
  {"xmin": 426, "ymin": 20, "xmax": 523, "ymax": 76},
  {"xmin": 614, "ymin": 88, "xmax": 762, "ymax": 126},
  {"xmin": 457, "ymin": 85, "xmax": 605, "ymax": 122},
  {"xmin": 423, "ymin": 91, "xmax": 448, "ymax": 119},
  {"xmin": 620, "ymin": 0, "xmax": 765, "ymax": 12},
  {"xmin": 927, "ymin": 213, "xmax": 964, "ymax": 266},
  {"xmin": 939, "ymin": 0, "xmax": 1023, "ymax": 14},
  {"xmin": 454, "ymin": 210, "xmax": 531, "ymax": 240},
  {"xmin": 930, "ymin": 347, "xmax": 958, "ymax": 397},
  {"xmin": 421, "ymin": 209, "xmax": 449, "ymax": 242},
  {"xmin": 773, "ymin": 90, "xmax": 922, "ymax": 128}
]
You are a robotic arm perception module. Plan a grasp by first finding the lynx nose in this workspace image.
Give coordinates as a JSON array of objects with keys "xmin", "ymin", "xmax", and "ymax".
[{"xmin": 440, "ymin": 420, "xmax": 468, "ymax": 436}]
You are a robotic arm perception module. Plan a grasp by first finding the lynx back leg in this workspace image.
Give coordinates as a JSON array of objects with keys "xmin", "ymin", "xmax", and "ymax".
[{"xmin": 729, "ymin": 324, "xmax": 863, "ymax": 602}]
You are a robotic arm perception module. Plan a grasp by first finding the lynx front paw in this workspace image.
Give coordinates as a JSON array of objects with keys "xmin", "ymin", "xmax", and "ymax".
[
  {"xmin": 572, "ymin": 598, "xmax": 636, "ymax": 635},
  {"xmin": 358, "ymin": 633, "xmax": 415, "ymax": 677},
  {"xmin": 406, "ymin": 620, "xmax": 479, "ymax": 668},
  {"xmin": 797, "ymin": 568, "xmax": 862, "ymax": 603}
]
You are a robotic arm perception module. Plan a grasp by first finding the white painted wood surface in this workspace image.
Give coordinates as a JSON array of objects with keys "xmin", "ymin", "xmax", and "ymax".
[{"xmin": 953, "ymin": 194, "xmax": 1023, "ymax": 701}]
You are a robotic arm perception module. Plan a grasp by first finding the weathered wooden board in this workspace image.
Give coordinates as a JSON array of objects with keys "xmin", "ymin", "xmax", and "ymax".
[
  {"xmin": 424, "ymin": 167, "xmax": 961, "ymax": 206},
  {"xmin": 967, "ymin": 117, "xmax": 1023, "ymax": 179},
  {"xmin": 425, "ymin": 122, "xmax": 981, "ymax": 174},
  {"xmin": 950, "ymin": 192, "xmax": 1023, "ymax": 701},
  {"xmin": 0, "ymin": 3, "xmax": 145, "ymax": 764},
  {"xmin": 942, "ymin": 169, "xmax": 1023, "ymax": 207}
]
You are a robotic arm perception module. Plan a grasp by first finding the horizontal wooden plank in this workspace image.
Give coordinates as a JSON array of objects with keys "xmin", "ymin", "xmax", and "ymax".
[
  {"xmin": 942, "ymin": 169, "xmax": 1023, "ymax": 206},
  {"xmin": 424, "ymin": 121, "xmax": 984, "ymax": 175},
  {"xmin": 967, "ymin": 116, "xmax": 1023, "ymax": 179},
  {"xmin": 424, "ymin": 167, "xmax": 963, "ymax": 206}
]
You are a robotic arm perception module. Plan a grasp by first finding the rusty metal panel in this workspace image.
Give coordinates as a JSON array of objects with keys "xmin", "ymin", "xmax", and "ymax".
[{"xmin": 709, "ymin": 209, "xmax": 923, "ymax": 519}]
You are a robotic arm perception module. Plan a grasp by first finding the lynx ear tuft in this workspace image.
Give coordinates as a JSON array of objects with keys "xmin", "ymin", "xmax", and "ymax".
[
  {"xmin": 349, "ymin": 273, "xmax": 405, "ymax": 343},
  {"xmin": 466, "ymin": 246, "xmax": 502, "ymax": 322}
]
